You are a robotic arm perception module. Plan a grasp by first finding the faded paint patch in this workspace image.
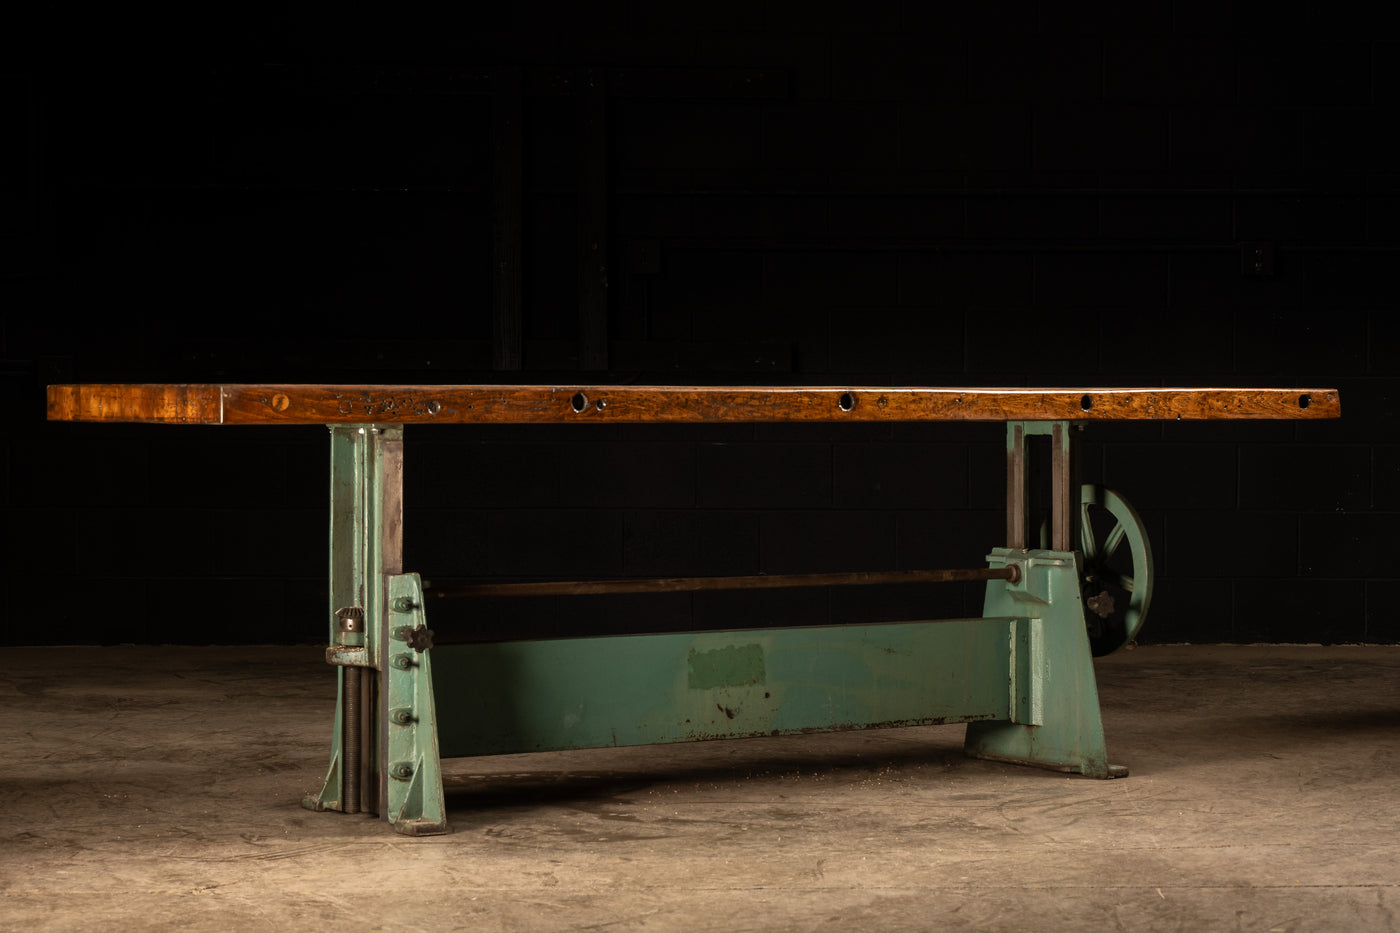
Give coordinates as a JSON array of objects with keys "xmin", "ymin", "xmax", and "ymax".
[{"xmin": 687, "ymin": 644, "xmax": 765, "ymax": 690}]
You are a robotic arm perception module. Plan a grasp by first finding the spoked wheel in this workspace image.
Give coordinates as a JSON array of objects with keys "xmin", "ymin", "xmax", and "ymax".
[{"xmin": 1041, "ymin": 485, "xmax": 1154, "ymax": 656}]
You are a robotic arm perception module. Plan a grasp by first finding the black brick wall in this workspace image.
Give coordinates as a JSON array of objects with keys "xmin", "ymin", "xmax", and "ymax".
[{"xmin": 4, "ymin": 5, "xmax": 1397, "ymax": 646}]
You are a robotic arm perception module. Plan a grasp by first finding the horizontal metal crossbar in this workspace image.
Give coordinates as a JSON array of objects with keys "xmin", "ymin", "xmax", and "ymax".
[{"xmin": 427, "ymin": 565, "xmax": 1018, "ymax": 600}]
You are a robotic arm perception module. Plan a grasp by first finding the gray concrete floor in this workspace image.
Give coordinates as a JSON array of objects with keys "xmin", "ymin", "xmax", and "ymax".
[{"xmin": 2, "ymin": 645, "xmax": 1399, "ymax": 932}]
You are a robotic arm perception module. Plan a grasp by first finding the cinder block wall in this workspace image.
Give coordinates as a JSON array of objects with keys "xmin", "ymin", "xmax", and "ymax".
[{"xmin": 4, "ymin": 5, "xmax": 1397, "ymax": 645}]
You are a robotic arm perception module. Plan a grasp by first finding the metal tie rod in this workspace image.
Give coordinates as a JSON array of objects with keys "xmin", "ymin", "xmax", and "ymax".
[{"xmin": 428, "ymin": 565, "xmax": 1019, "ymax": 600}]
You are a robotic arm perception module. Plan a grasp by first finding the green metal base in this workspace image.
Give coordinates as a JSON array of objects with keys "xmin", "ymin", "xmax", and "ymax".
[
  {"xmin": 302, "ymin": 419, "xmax": 1128, "ymax": 836},
  {"xmin": 306, "ymin": 548, "xmax": 1123, "ymax": 834}
]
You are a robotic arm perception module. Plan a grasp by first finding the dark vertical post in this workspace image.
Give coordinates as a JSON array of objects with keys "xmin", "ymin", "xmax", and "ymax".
[
  {"xmin": 492, "ymin": 67, "xmax": 524, "ymax": 371},
  {"xmin": 342, "ymin": 668, "xmax": 360, "ymax": 813},
  {"xmin": 1051, "ymin": 422, "xmax": 1072, "ymax": 552},
  {"xmin": 578, "ymin": 67, "xmax": 609, "ymax": 371},
  {"xmin": 1007, "ymin": 423, "xmax": 1028, "ymax": 549}
]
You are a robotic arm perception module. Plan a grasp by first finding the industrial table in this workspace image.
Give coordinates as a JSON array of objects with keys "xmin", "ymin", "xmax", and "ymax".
[{"xmin": 47, "ymin": 384, "xmax": 1341, "ymax": 835}]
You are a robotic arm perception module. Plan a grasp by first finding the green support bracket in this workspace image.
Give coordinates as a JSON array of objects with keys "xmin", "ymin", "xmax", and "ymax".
[
  {"xmin": 383, "ymin": 573, "xmax": 447, "ymax": 836},
  {"xmin": 964, "ymin": 548, "xmax": 1125, "ymax": 778}
]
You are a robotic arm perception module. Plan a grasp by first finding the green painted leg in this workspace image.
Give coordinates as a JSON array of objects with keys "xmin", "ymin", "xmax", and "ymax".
[
  {"xmin": 304, "ymin": 424, "xmax": 401, "ymax": 818},
  {"xmin": 384, "ymin": 573, "xmax": 447, "ymax": 836},
  {"xmin": 964, "ymin": 548, "xmax": 1127, "ymax": 779}
]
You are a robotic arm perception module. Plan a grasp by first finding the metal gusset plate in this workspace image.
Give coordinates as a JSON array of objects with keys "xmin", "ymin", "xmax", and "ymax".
[{"xmin": 1077, "ymin": 485, "xmax": 1154, "ymax": 656}]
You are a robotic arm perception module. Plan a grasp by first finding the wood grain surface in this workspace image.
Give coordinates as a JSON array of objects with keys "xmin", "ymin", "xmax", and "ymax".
[{"xmin": 46, "ymin": 384, "xmax": 1342, "ymax": 425}]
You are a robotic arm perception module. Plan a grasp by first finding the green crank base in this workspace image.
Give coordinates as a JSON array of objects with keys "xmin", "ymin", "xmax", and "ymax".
[
  {"xmin": 964, "ymin": 548, "xmax": 1118, "ymax": 778},
  {"xmin": 306, "ymin": 549, "xmax": 1119, "ymax": 834}
]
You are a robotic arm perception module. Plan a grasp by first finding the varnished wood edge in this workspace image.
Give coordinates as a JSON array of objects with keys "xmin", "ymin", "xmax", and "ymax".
[
  {"xmin": 47, "ymin": 384, "xmax": 1342, "ymax": 424},
  {"xmin": 47, "ymin": 384, "xmax": 225, "ymax": 424}
]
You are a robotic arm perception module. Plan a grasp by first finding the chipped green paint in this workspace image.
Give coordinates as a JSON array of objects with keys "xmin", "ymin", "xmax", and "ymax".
[{"xmin": 687, "ymin": 644, "xmax": 766, "ymax": 689}]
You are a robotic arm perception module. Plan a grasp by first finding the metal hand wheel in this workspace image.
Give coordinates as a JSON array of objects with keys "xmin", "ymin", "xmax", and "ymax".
[{"xmin": 1041, "ymin": 484, "xmax": 1154, "ymax": 656}]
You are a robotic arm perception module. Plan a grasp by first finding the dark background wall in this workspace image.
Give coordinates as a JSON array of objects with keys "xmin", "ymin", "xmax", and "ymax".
[{"xmin": 4, "ymin": 3, "xmax": 1397, "ymax": 647}]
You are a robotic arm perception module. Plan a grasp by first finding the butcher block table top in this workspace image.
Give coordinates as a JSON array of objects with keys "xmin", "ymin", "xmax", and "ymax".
[{"xmin": 46, "ymin": 384, "xmax": 1341, "ymax": 425}]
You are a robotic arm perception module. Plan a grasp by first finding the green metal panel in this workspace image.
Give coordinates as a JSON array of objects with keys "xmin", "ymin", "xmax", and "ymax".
[{"xmin": 429, "ymin": 616, "xmax": 1018, "ymax": 759}]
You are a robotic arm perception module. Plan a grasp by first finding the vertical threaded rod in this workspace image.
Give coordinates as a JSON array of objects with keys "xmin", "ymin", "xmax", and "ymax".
[{"xmin": 343, "ymin": 667, "xmax": 361, "ymax": 814}]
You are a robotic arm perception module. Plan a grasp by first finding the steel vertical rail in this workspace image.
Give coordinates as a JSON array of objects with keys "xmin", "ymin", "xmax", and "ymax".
[
  {"xmin": 342, "ymin": 667, "xmax": 361, "ymax": 813},
  {"xmin": 1051, "ymin": 422, "xmax": 1072, "ymax": 552},
  {"xmin": 1007, "ymin": 423, "xmax": 1028, "ymax": 549},
  {"xmin": 373, "ymin": 426, "xmax": 405, "ymax": 819}
]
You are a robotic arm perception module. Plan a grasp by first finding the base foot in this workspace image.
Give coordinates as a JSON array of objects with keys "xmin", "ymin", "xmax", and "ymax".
[{"xmin": 394, "ymin": 817, "xmax": 451, "ymax": 837}]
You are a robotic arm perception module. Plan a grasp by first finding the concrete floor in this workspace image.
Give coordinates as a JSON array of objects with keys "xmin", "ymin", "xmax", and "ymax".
[{"xmin": 2, "ymin": 645, "xmax": 1399, "ymax": 932}]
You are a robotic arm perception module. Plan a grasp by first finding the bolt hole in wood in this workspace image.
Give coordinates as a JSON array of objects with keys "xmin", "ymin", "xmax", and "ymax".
[
  {"xmin": 1081, "ymin": 394, "xmax": 1093, "ymax": 411},
  {"xmin": 1299, "ymin": 393, "xmax": 1311, "ymax": 409},
  {"xmin": 838, "ymin": 392, "xmax": 856, "ymax": 412},
  {"xmin": 571, "ymin": 391, "xmax": 588, "ymax": 413}
]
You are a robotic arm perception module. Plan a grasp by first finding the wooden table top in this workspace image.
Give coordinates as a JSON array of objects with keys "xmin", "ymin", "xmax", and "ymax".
[{"xmin": 46, "ymin": 384, "xmax": 1341, "ymax": 425}]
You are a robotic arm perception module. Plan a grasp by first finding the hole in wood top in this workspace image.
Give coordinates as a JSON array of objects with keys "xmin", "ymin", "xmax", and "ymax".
[
  {"xmin": 838, "ymin": 392, "xmax": 856, "ymax": 412},
  {"xmin": 571, "ymin": 392, "xmax": 589, "ymax": 413}
]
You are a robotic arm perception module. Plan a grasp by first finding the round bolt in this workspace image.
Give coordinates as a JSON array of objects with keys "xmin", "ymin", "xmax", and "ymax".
[
  {"xmin": 389, "ymin": 708, "xmax": 414, "ymax": 725},
  {"xmin": 392, "ymin": 596, "xmax": 416, "ymax": 613},
  {"xmin": 389, "ymin": 761, "xmax": 415, "ymax": 781},
  {"xmin": 391, "ymin": 654, "xmax": 414, "ymax": 671}
]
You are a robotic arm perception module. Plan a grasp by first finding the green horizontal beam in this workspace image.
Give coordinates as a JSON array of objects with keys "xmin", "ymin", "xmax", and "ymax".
[{"xmin": 430, "ymin": 618, "xmax": 1019, "ymax": 759}]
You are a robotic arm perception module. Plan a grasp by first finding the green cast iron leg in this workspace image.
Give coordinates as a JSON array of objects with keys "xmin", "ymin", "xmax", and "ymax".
[
  {"xmin": 965, "ymin": 420, "xmax": 1123, "ymax": 778},
  {"xmin": 303, "ymin": 424, "xmax": 405, "ymax": 817}
]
